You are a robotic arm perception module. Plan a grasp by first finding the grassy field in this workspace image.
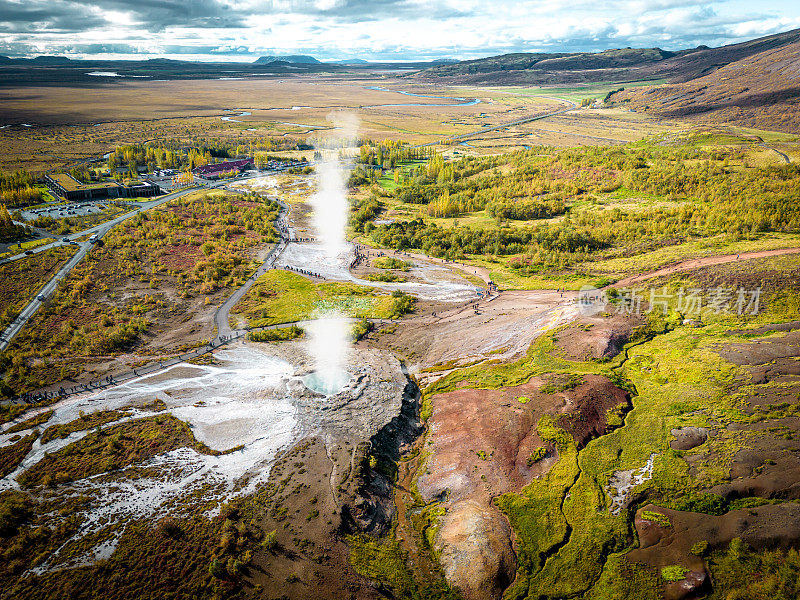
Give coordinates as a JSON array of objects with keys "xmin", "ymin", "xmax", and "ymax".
[
  {"xmin": 499, "ymin": 79, "xmax": 667, "ymax": 103},
  {"xmin": 231, "ymin": 269, "xmax": 402, "ymax": 327},
  {"xmin": 0, "ymin": 77, "xmax": 554, "ymax": 172}
]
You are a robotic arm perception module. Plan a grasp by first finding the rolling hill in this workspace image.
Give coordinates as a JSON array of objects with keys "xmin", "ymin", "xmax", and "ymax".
[
  {"xmin": 610, "ymin": 37, "xmax": 800, "ymax": 133},
  {"xmin": 414, "ymin": 28, "xmax": 800, "ymax": 87}
]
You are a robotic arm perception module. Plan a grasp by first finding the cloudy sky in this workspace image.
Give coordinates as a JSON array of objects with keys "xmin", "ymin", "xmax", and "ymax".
[{"xmin": 1, "ymin": 0, "xmax": 798, "ymax": 61}]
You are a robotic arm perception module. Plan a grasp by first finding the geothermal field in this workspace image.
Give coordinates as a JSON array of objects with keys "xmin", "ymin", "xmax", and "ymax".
[{"xmin": 3, "ymin": 21, "xmax": 800, "ymax": 600}]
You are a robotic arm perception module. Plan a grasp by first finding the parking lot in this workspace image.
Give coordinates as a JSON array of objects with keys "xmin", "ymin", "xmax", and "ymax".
[
  {"xmin": 21, "ymin": 201, "xmax": 111, "ymax": 221},
  {"xmin": 143, "ymin": 170, "xmax": 181, "ymax": 192}
]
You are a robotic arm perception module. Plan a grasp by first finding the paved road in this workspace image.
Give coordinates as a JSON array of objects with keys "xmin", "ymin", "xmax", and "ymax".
[{"xmin": 0, "ymin": 183, "xmax": 229, "ymax": 351}]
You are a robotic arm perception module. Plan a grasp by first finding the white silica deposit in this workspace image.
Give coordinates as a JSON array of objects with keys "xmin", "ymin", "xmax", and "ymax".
[
  {"xmin": 278, "ymin": 242, "xmax": 480, "ymax": 302},
  {"xmin": 0, "ymin": 344, "xmax": 308, "ymax": 572}
]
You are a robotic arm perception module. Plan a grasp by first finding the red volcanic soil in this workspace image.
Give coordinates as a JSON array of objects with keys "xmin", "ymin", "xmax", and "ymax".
[{"xmin": 418, "ymin": 374, "xmax": 630, "ymax": 600}]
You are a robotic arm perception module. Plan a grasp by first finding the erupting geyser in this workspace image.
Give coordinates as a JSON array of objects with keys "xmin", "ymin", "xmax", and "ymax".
[
  {"xmin": 302, "ymin": 312, "xmax": 351, "ymax": 395},
  {"xmin": 310, "ymin": 155, "xmax": 349, "ymax": 256},
  {"xmin": 303, "ymin": 112, "xmax": 360, "ymax": 395}
]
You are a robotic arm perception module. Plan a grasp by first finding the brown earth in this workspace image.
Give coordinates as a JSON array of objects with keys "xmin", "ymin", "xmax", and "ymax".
[
  {"xmin": 629, "ymin": 503, "xmax": 800, "ymax": 600},
  {"xmin": 552, "ymin": 312, "xmax": 644, "ymax": 361},
  {"xmin": 364, "ymin": 290, "xmax": 579, "ymax": 389},
  {"xmin": 245, "ymin": 436, "xmax": 385, "ymax": 600}
]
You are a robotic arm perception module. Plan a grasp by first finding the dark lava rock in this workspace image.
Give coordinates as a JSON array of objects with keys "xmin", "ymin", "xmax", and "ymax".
[{"xmin": 670, "ymin": 426, "xmax": 708, "ymax": 450}]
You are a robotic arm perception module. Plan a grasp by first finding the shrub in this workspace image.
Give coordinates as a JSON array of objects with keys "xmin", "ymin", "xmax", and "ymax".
[
  {"xmin": 527, "ymin": 447, "xmax": 547, "ymax": 466},
  {"xmin": 661, "ymin": 565, "xmax": 688, "ymax": 582},
  {"xmin": 262, "ymin": 529, "xmax": 278, "ymax": 551},
  {"xmin": 690, "ymin": 540, "xmax": 709, "ymax": 556}
]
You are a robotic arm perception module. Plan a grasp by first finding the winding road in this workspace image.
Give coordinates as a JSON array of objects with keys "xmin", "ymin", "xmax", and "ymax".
[
  {"xmin": 213, "ymin": 199, "xmax": 291, "ymax": 338},
  {"xmin": 0, "ymin": 175, "xmax": 275, "ymax": 352},
  {"xmin": 416, "ymin": 99, "xmax": 579, "ymax": 147},
  {"xmin": 611, "ymin": 247, "xmax": 800, "ymax": 288}
]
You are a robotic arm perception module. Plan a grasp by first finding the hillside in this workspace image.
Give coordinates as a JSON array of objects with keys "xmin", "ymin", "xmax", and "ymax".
[
  {"xmin": 414, "ymin": 28, "xmax": 800, "ymax": 86},
  {"xmin": 611, "ymin": 39, "xmax": 800, "ymax": 133}
]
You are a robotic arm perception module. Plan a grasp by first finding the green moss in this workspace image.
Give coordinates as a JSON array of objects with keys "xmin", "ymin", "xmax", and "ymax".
[
  {"xmin": 586, "ymin": 555, "xmax": 660, "ymax": 600},
  {"xmin": 526, "ymin": 446, "xmax": 547, "ymax": 466},
  {"xmin": 347, "ymin": 530, "xmax": 460, "ymax": 600},
  {"xmin": 494, "ymin": 415, "xmax": 580, "ymax": 597},
  {"xmin": 661, "ymin": 565, "xmax": 689, "ymax": 582},
  {"xmin": 465, "ymin": 315, "xmax": 777, "ymax": 598},
  {"xmin": 707, "ymin": 539, "xmax": 800, "ymax": 599},
  {"xmin": 690, "ymin": 540, "xmax": 709, "ymax": 556},
  {"xmin": 640, "ymin": 510, "xmax": 671, "ymax": 527},
  {"xmin": 425, "ymin": 332, "xmax": 608, "ymax": 398}
]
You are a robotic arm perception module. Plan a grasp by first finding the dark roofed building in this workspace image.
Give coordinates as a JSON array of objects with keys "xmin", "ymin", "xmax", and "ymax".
[{"xmin": 44, "ymin": 174, "xmax": 160, "ymax": 201}]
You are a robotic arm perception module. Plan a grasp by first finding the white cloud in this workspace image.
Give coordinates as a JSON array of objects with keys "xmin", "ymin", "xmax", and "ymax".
[{"xmin": 0, "ymin": 0, "xmax": 797, "ymax": 60}]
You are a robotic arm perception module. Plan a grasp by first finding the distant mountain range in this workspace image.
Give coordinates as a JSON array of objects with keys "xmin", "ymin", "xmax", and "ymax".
[
  {"xmin": 414, "ymin": 28, "xmax": 800, "ymax": 86},
  {"xmin": 0, "ymin": 55, "xmax": 72, "ymax": 64},
  {"xmin": 254, "ymin": 55, "xmax": 322, "ymax": 65},
  {"xmin": 0, "ymin": 53, "xmax": 459, "ymax": 68}
]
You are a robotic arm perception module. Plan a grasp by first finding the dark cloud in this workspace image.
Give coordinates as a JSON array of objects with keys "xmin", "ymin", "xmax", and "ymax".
[
  {"xmin": 100, "ymin": 0, "xmax": 248, "ymax": 30},
  {"xmin": 0, "ymin": 1, "xmax": 107, "ymax": 33},
  {"xmin": 0, "ymin": 0, "xmax": 248, "ymax": 34},
  {"xmin": 305, "ymin": 0, "xmax": 469, "ymax": 22},
  {"xmin": 60, "ymin": 43, "xmax": 149, "ymax": 54},
  {"xmin": 0, "ymin": 0, "xmax": 462, "ymax": 36}
]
